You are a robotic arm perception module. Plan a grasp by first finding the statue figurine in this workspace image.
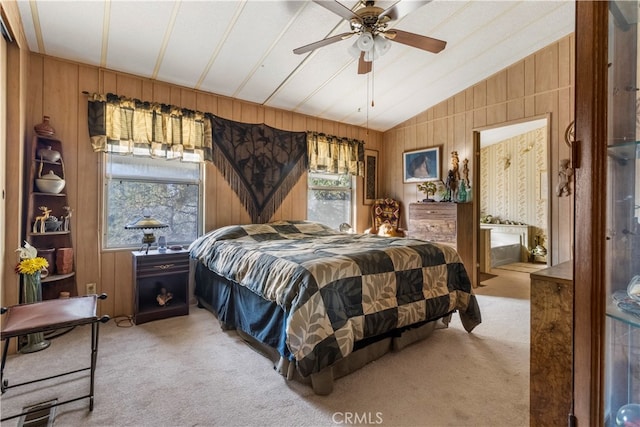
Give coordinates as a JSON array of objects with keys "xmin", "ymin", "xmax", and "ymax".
[
  {"xmin": 462, "ymin": 158, "xmax": 469, "ymax": 183},
  {"xmin": 445, "ymin": 170, "xmax": 457, "ymax": 202},
  {"xmin": 156, "ymin": 287, "xmax": 173, "ymax": 306},
  {"xmin": 556, "ymin": 159, "xmax": 573, "ymax": 197},
  {"xmin": 33, "ymin": 206, "xmax": 52, "ymax": 233},
  {"xmin": 62, "ymin": 206, "xmax": 73, "ymax": 231},
  {"xmin": 451, "ymin": 151, "xmax": 460, "ymax": 182}
]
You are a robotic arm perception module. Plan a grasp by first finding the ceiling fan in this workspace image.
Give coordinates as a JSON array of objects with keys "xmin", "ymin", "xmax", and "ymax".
[{"xmin": 293, "ymin": 0, "xmax": 447, "ymax": 74}]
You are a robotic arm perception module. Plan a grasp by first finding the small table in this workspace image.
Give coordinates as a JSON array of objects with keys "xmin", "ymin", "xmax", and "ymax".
[{"xmin": 0, "ymin": 294, "xmax": 110, "ymax": 422}]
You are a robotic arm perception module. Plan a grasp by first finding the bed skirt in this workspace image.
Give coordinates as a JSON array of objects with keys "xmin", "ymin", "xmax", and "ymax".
[{"xmin": 194, "ymin": 262, "xmax": 448, "ymax": 395}]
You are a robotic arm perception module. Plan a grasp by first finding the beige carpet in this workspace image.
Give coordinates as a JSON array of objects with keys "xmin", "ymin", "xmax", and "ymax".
[{"xmin": 1, "ymin": 270, "xmax": 531, "ymax": 427}]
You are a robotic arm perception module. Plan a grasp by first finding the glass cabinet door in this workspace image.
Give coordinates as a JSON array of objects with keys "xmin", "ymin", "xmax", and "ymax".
[{"xmin": 604, "ymin": 1, "xmax": 640, "ymax": 425}]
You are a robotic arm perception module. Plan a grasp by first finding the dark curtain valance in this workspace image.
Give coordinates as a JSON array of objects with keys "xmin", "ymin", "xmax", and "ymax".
[
  {"xmin": 208, "ymin": 114, "xmax": 307, "ymax": 223},
  {"xmin": 87, "ymin": 93, "xmax": 211, "ymax": 162},
  {"xmin": 307, "ymin": 132, "xmax": 364, "ymax": 176}
]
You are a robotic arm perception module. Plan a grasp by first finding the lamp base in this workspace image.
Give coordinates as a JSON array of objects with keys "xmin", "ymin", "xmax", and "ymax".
[{"xmin": 140, "ymin": 232, "xmax": 157, "ymax": 254}]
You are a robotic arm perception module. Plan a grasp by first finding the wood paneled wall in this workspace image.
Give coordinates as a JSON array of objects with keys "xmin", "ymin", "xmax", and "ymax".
[
  {"xmin": 2, "ymin": 31, "xmax": 575, "ymax": 317},
  {"xmin": 4, "ymin": 53, "xmax": 382, "ymax": 318},
  {"xmin": 381, "ymin": 34, "xmax": 575, "ymax": 287}
]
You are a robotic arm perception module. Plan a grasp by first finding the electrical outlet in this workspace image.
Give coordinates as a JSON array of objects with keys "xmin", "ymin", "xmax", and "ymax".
[{"xmin": 86, "ymin": 283, "xmax": 97, "ymax": 295}]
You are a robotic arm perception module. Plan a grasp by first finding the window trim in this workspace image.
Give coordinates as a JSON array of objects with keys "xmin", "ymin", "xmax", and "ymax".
[
  {"xmin": 101, "ymin": 153, "xmax": 204, "ymax": 251},
  {"xmin": 306, "ymin": 172, "xmax": 355, "ymax": 228}
]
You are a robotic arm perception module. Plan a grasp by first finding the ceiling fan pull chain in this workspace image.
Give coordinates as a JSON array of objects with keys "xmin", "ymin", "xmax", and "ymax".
[{"xmin": 371, "ymin": 61, "xmax": 375, "ymax": 107}]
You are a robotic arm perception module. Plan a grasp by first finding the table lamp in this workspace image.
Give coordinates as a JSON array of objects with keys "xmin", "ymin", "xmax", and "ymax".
[{"xmin": 125, "ymin": 215, "xmax": 169, "ymax": 254}]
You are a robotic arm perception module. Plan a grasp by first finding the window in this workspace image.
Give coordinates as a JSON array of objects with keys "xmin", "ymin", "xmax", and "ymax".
[
  {"xmin": 103, "ymin": 154, "xmax": 202, "ymax": 249},
  {"xmin": 307, "ymin": 172, "xmax": 353, "ymax": 229}
]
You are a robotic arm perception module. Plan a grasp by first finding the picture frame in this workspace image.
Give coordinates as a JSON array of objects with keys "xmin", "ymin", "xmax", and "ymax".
[
  {"xmin": 403, "ymin": 146, "xmax": 441, "ymax": 183},
  {"xmin": 364, "ymin": 149, "xmax": 379, "ymax": 205}
]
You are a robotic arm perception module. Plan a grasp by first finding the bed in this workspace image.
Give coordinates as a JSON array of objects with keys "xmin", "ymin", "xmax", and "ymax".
[{"xmin": 189, "ymin": 220, "xmax": 481, "ymax": 394}]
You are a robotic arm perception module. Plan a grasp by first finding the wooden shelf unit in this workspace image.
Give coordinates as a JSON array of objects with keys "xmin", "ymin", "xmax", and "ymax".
[{"xmin": 24, "ymin": 135, "xmax": 76, "ymax": 300}]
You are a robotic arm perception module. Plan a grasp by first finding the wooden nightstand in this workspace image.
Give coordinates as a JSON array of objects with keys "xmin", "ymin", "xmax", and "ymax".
[{"xmin": 131, "ymin": 248, "xmax": 190, "ymax": 324}]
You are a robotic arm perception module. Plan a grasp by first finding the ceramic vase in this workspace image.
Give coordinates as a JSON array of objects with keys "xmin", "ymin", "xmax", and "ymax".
[
  {"xmin": 37, "ymin": 146, "xmax": 61, "ymax": 162},
  {"xmin": 34, "ymin": 116, "xmax": 56, "ymax": 136},
  {"xmin": 39, "ymin": 248, "xmax": 56, "ymax": 274},
  {"xmin": 56, "ymin": 247, "xmax": 74, "ymax": 274}
]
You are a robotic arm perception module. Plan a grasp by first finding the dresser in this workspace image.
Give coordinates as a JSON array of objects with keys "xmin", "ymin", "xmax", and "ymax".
[
  {"xmin": 407, "ymin": 202, "xmax": 473, "ymax": 283},
  {"xmin": 529, "ymin": 261, "xmax": 573, "ymax": 426}
]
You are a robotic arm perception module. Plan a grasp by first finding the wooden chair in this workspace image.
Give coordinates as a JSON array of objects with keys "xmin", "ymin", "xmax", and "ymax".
[{"xmin": 364, "ymin": 198, "xmax": 406, "ymax": 237}]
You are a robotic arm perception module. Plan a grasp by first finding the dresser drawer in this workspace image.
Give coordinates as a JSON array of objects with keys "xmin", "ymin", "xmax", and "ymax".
[
  {"xmin": 409, "ymin": 203, "xmax": 456, "ymax": 219},
  {"xmin": 408, "ymin": 218, "xmax": 456, "ymax": 243},
  {"xmin": 134, "ymin": 251, "xmax": 190, "ymax": 277}
]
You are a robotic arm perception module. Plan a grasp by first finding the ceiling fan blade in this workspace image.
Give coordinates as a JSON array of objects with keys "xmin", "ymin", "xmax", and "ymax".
[
  {"xmin": 385, "ymin": 29, "xmax": 446, "ymax": 53},
  {"xmin": 293, "ymin": 32, "xmax": 354, "ymax": 55},
  {"xmin": 312, "ymin": 0, "xmax": 360, "ymax": 21},
  {"xmin": 358, "ymin": 51, "xmax": 372, "ymax": 75},
  {"xmin": 379, "ymin": 0, "xmax": 432, "ymax": 21}
]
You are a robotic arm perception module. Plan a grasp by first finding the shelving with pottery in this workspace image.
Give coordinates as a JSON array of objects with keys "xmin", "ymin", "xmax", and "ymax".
[{"xmin": 24, "ymin": 117, "xmax": 76, "ymax": 300}]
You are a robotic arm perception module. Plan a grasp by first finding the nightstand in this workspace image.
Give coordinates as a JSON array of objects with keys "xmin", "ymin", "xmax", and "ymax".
[{"xmin": 131, "ymin": 248, "xmax": 190, "ymax": 324}]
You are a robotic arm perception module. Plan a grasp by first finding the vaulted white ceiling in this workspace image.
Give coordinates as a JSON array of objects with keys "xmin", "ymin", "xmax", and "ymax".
[{"xmin": 15, "ymin": 0, "xmax": 575, "ymax": 132}]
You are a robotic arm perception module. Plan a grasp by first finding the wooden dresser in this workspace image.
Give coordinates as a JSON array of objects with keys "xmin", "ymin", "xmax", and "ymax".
[
  {"xmin": 407, "ymin": 202, "xmax": 473, "ymax": 283},
  {"xmin": 529, "ymin": 261, "xmax": 573, "ymax": 426}
]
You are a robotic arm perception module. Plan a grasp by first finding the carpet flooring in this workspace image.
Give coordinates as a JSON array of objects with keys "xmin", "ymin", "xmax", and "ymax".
[{"xmin": 1, "ymin": 269, "xmax": 531, "ymax": 427}]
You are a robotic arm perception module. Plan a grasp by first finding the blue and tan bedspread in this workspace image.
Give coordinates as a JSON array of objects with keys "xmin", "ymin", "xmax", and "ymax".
[{"xmin": 190, "ymin": 220, "xmax": 481, "ymax": 377}]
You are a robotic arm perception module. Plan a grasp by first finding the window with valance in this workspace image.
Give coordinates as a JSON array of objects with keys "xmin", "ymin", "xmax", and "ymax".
[
  {"xmin": 87, "ymin": 93, "xmax": 366, "ymax": 225},
  {"xmin": 307, "ymin": 132, "xmax": 365, "ymax": 176}
]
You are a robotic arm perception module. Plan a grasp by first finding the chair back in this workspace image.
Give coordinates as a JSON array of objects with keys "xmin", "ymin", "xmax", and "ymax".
[{"xmin": 371, "ymin": 198, "xmax": 402, "ymax": 232}]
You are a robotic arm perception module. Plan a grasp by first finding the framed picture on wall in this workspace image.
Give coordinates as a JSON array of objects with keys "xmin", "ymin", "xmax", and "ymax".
[
  {"xmin": 403, "ymin": 146, "xmax": 441, "ymax": 183},
  {"xmin": 364, "ymin": 149, "xmax": 378, "ymax": 205}
]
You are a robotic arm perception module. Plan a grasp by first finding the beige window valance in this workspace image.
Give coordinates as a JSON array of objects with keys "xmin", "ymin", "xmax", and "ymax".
[
  {"xmin": 307, "ymin": 132, "xmax": 364, "ymax": 176},
  {"xmin": 87, "ymin": 92, "xmax": 211, "ymax": 162}
]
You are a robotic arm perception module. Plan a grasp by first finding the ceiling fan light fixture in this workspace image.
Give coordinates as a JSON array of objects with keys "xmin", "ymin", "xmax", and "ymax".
[
  {"xmin": 364, "ymin": 49, "xmax": 376, "ymax": 62},
  {"xmin": 374, "ymin": 34, "xmax": 391, "ymax": 56},
  {"xmin": 348, "ymin": 40, "xmax": 361, "ymax": 59},
  {"xmin": 356, "ymin": 32, "xmax": 374, "ymax": 52}
]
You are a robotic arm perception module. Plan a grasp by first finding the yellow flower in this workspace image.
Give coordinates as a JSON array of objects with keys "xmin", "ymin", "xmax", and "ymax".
[{"xmin": 17, "ymin": 257, "xmax": 49, "ymax": 275}]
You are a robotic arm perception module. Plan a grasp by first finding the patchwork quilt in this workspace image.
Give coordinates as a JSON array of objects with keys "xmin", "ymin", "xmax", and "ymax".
[{"xmin": 190, "ymin": 220, "xmax": 481, "ymax": 377}]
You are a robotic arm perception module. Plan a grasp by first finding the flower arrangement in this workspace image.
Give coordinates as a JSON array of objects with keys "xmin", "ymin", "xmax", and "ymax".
[{"xmin": 15, "ymin": 241, "xmax": 48, "ymax": 275}]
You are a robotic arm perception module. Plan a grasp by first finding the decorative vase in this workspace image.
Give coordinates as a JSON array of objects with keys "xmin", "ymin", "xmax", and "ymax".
[
  {"xmin": 37, "ymin": 146, "xmax": 61, "ymax": 162},
  {"xmin": 38, "ymin": 248, "xmax": 56, "ymax": 274},
  {"xmin": 35, "ymin": 170, "xmax": 66, "ymax": 194},
  {"xmin": 34, "ymin": 116, "xmax": 56, "ymax": 136},
  {"xmin": 458, "ymin": 180, "xmax": 467, "ymax": 202},
  {"xmin": 56, "ymin": 247, "xmax": 74, "ymax": 274},
  {"xmin": 20, "ymin": 271, "xmax": 51, "ymax": 353}
]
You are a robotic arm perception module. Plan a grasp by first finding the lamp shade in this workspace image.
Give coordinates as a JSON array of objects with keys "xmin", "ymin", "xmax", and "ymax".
[
  {"xmin": 374, "ymin": 34, "xmax": 391, "ymax": 57},
  {"xmin": 125, "ymin": 215, "xmax": 169, "ymax": 253},
  {"xmin": 125, "ymin": 215, "xmax": 169, "ymax": 230},
  {"xmin": 356, "ymin": 32, "xmax": 374, "ymax": 52},
  {"xmin": 347, "ymin": 40, "xmax": 361, "ymax": 59}
]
